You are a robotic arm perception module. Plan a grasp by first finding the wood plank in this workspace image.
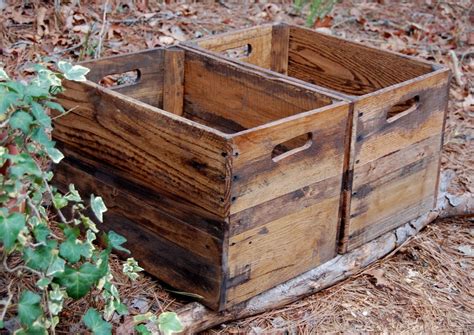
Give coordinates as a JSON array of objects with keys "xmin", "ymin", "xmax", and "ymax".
[
  {"xmin": 226, "ymin": 196, "xmax": 340, "ymax": 305},
  {"xmin": 270, "ymin": 23, "xmax": 289, "ymax": 74},
  {"xmin": 347, "ymin": 155, "xmax": 439, "ymax": 249},
  {"xmin": 287, "ymin": 26, "xmax": 434, "ymax": 96},
  {"xmin": 229, "ymin": 103, "xmax": 349, "ymax": 214},
  {"xmin": 53, "ymin": 161, "xmax": 226, "ymax": 310},
  {"xmin": 54, "ymin": 79, "xmax": 233, "ymax": 217},
  {"xmin": 194, "ymin": 25, "xmax": 273, "ymax": 69},
  {"xmin": 79, "ymin": 48, "xmax": 164, "ymax": 107},
  {"xmin": 163, "ymin": 48, "xmax": 185, "ymax": 115},
  {"xmin": 229, "ymin": 174, "xmax": 341, "ymax": 236},
  {"xmin": 182, "ymin": 49, "xmax": 333, "ymax": 132}
]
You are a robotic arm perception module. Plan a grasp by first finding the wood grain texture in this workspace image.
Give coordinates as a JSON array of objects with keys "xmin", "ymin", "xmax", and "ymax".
[
  {"xmin": 270, "ymin": 23, "xmax": 289, "ymax": 74},
  {"xmin": 53, "ymin": 160, "xmax": 226, "ymax": 310},
  {"xmin": 182, "ymin": 49, "xmax": 333, "ymax": 133},
  {"xmin": 229, "ymin": 103, "xmax": 349, "ymax": 214},
  {"xmin": 79, "ymin": 48, "xmax": 165, "ymax": 107},
  {"xmin": 341, "ymin": 70, "xmax": 450, "ymax": 251},
  {"xmin": 193, "ymin": 25, "xmax": 273, "ymax": 69},
  {"xmin": 163, "ymin": 48, "xmax": 185, "ymax": 115},
  {"xmin": 54, "ymin": 79, "xmax": 233, "ymax": 218},
  {"xmin": 287, "ymin": 26, "xmax": 433, "ymax": 96}
]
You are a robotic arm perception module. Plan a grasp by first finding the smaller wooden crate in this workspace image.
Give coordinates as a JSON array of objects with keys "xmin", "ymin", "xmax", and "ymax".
[
  {"xmin": 52, "ymin": 47, "xmax": 351, "ymax": 310},
  {"xmin": 183, "ymin": 24, "xmax": 451, "ymax": 252}
]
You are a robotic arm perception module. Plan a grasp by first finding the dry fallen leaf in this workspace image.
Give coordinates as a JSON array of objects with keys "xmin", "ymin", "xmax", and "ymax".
[{"xmin": 365, "ymin": 268, "xmax": 390, "ymax": 288}]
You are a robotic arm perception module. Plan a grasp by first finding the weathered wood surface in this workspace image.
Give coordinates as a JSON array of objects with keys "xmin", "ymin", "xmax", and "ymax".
[
  {"xmin": 54, "ymin": 159, "xmax": 227, "ymax": 310},
  {"xmin": 182, "ymin": 49, "xmax": 333, "ymax": 133},
  {"xmin": 341, "ymin": 69, "xmax": 450, "ymax": 252},
  {"xmin": 54, "ymin": 78, "xmax": 233, "ymax": 218},
  {"xmin": 54, "ymin": 47, "xmax": 349, "ymax": 311},
  {"xmin": 184, "ymin": 24, "xmax": 450, "ymax": 254},
  {"xmin": 193, "ymin": 25, "xmax": 273, "ymax": 69},
  {"xmin": 78, "ymin": 48, "xmax": 165, "ymax": 107},
  {"xmin": 174, "ymin": 210, "xmax": 441, "ymax": 333}
]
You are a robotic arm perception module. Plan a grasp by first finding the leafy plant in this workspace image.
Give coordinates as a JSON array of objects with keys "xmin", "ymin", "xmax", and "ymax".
[
  {"xmin": 293, "ymin": 0, "xmax": 337, "ymax": 27},
  {"xmin": 0, "ymin": 63, "xmax": 182, "ymax": 334}
]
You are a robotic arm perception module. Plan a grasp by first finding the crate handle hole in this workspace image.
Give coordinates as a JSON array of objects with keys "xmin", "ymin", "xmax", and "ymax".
[
  {"xmin": 272, "ymin": 133, "xmax": 313, "ymax": 163},
  {"xmin": 386, "ymin": 95, "xmax": 419, "ymax": 123},
  {"xmin": 99, "ymin": 69, "xmax": 141, "ymax": 88},
  {"xmin": 221, "ymin": 44, "xmax": 252, "ymax": 59}
]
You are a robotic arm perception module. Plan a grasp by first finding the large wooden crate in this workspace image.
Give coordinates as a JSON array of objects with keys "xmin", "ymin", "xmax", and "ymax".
[
  {"xmin": 183, "ymin": 23, "xmax": 451, "ymax": 252},
  {"xmin": 52, "ymin": 47, "xmax": 351, "ymax": 310}
]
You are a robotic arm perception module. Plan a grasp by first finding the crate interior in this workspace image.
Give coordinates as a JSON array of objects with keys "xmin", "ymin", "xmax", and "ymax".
[
  {"xmin": 195, "ymin": 25, "xmax": 436, "ymax": 97},
  {"xmin": 84, "ymin": 48, "xmax": 336, "ymax": 135}
]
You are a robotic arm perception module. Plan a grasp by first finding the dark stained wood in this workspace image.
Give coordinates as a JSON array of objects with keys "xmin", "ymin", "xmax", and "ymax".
[
  {"xmin": 163, "ymin": 48, "xmax": 185, "ymax": 115},
  {"xmin": 54, "ymin": 79, "xmax": 233, "ymax": 218},
  {"xmin": 79, "ymin": 48, "xmax": 165, "ymax": 107},
  {"xmin": 53, "ymin": 160, "xmax": 226, "ymax": 310},
  {"xmin": 270, "ymin": 23, "xmax": 289, "ymax": 74},
  {"xmin": 182, "ymin": 49, "xmax": 333, "ymax": 132},
  {"xmin": 286, "ymin": 26, "xmax": 434, "ymax": 96}
]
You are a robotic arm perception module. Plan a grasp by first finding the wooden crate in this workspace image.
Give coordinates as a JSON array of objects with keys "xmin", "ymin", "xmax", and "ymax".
[
  {"xmin": 183, "ymin": 23, "xmax": 451, "ymax": 252},
  {"xmin": 52, "ymin": 47, "xmax": 351, "ymax": 310}
]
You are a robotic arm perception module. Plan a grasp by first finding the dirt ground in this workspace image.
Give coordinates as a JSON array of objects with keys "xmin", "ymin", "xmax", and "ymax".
[{"xmin": 1, "ymin": 0, "xmax": 473, "ymax": 333}]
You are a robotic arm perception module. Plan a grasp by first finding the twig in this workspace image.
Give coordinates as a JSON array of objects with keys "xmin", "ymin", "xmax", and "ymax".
[
  {"xmin": 95, "ymin": 0, "xmax": 109, "ymax": 59},
  {"xmin": 0, "ymin": 281, "xmax": 14, "ymax": 322},
  {"xmin": 3, "ymin": 256, "xmax": 42, "ymax": 277},
  {"xmin": 51, "ymin": 106, "xmax": 79, "ymax": 120},
  {"xmin": 449, "ymin": 50, "xmax": 463, "ymax": 86},
  {"xmin": 53, "ymin": 42, "xmax": 85, "ymax": 56}
]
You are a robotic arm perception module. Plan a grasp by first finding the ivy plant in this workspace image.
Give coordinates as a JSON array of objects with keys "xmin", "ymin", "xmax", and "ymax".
[{"xmin": 0, "ymin": 63, "xmax": 182, "ymax": 334}]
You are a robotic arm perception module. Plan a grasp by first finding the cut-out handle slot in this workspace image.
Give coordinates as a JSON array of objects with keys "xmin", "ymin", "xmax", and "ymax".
[
  {"xmin": 386, "ymin": 95, "xmax": 419, "ymax": 123},
  {"xmin": 221, "ymin": 44, "xmax": 252, "ymax": 59},
  {"xmin": 272, "ymin": 133, "xmax": 313, "ymax": 162},
  {"xmin": 99, "ymin": 69, "xmax": 141, "ymax": 88}
]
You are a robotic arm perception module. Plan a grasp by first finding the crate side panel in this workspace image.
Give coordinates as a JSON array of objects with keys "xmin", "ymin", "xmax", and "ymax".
[
  {"xmin": 54, "ymin": 161, "xmax": 226, "ymax": 310},
  {"xmin": 287, "ymin": 26, "xmax": 433, "ymax": 96},
  {"xmin": 226, "ymin": 194, "xmax": 340, "ymax": 306},
  {"xmin": 182, "ymin": 50, "xmax": 333, "ymax": 133},
  {"xmin": 196, "ymin": 25, "xmax": 273, "ymax": 69},
  {"xmin": 54, "ymin": 80, "xmax": 232, "ymax": 217},
  {"xmin": 343, "ymin": 71, "xmax": 449, "ymax": 251},
  {"xmin": 80, "ymin": 49, "xmax": 165, "ymax": 108},
  {"xmin": 230, "ymin": 104, "xmax": 349, "ymax": 214}
]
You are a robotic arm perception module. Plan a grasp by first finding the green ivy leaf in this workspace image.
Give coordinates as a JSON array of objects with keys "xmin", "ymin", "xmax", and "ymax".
[
  {"xmin": 8, "ymin": 153, "xmax": 42, "ymax": 178},
  {"xmin": 25, "ymin": 84, "xmax": 50, "ymax": 98},
  {"xmin": 59, "ymin": 238, "xmax": 88, "ymax": 264},
  {"xmin": 33, "ymin": 222, "xmax": 50, "ymax": 243},
  {"xmin": 31, "ymin": 101, "xmax": 51, "ymax": 128},
  {"xmin": 1, "ymin": 81, "xmax": 25, "ymax": 96},
  {"xmin": 43, "ymin": 101, "xmax": 65, "ymax": 113},
  {"xmin": 65, "ymin": 184, "xmax": 82, "ymax": 202},
  {"xmin": 83, "ymin": 308, "xmax": 112, "ymax": 335},
  {"xmin": 57, "ymin": 61, "xmax": 90, "ymax": 82},
  {"xmin": 15, "ymin": 325, "xmax": 48, "ymax": 335},
  {"xmin": 18, "ymin": 290, "xmax": 43, "ymax": 327},
  {"xmin": 0, "ymin": 212, "xmax": 25, "ymax": 252},
  {"xmin": 0, "ymin": 92, "xmax": 19, "ymax": 114},
  {"xmin": 55, "ymin": 262, "xmax": 105, "ymax": 299},
  {"xmin": 10, "ymin": 110, "xmax": 33, "ymax": 133},
  {"xmin": 36, "ymin": 277, "xmax": 52, "ymax": 290},
  {"xmin": 31, "ymin": 127, "xmax": 54, "ymax": 149},
  {"xmin": 107, "ymin": 231, "xmax": 130, "ymax": 254},
  {"xmin": 52, "ymin": 193, "xmax": 68, "ymax": 209},
  {"xmin": 135, "ymin": 324, "xmax": 152, "ymax": 335},
  {"xmin": 46, "ymin": 256, "xmax": 65, "ymax": 276},
  {"xmin": 46, "ymin": 147, "xmax": 64, "ymax": 164},
  {"xmin": 91, "ymin": 195, "xmax": 107, "ymax": 222},
  {"xmin": 24, "ymin": 240, "xmax": 57, "ymax": 271},
  {"xmin": 158, "ymin": 312, "xmax": 183, "ymax": 335}
]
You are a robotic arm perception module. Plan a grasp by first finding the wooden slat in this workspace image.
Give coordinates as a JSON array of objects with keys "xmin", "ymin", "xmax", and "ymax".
[
  {"xmin": 54, "ymin": 79, "xmax": 233, "ymax": 218},
  {"xmin": 287, "ymin": 26, "xmax": 434, "ymax": 96},
  {"xmin": 163, "ymin": 48, "xmax": 185, "ymax": 115},
  {"xmin": 182, "ymin": 50, "xmax": 333, "ymax": 132},
  {"xmin": 194, "ymin": 25, "xmax": 273, "ymax": 69},
  {"xmin": 270, "ymin": 23, "xmax": 289, "ymax": 74},
  {"xmin": 226, "ymin": 196, "xmax": 339, "ymax": 305},
  {"xmin": 79, "ymin": 48, "xmax": 164, "ymax": 107},
  {"xmin": 229, "ymin": 103, "xmax": 349, "ymax": 214},
  {"xmin": 53, "ymin": 161, "xmax": 226, "ymax": 310}
]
